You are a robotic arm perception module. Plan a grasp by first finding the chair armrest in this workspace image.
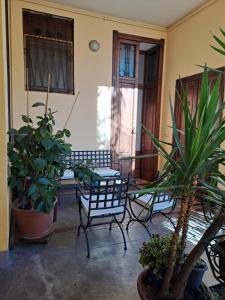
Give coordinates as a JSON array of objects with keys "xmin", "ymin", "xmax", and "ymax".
[{"xmin": 76, "ymin": 184, "xmax": 89, "ymax": 200}]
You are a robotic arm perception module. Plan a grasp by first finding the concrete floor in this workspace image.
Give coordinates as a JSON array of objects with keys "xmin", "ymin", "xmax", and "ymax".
[{"xmin": 0, "ymin": 188, "xmax": 218, "ymax": 300}]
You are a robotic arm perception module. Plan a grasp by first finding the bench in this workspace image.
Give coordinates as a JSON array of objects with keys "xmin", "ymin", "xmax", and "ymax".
[{"xmin": 61, "ymin": 150, "xmax": 121, "ymax": 180}]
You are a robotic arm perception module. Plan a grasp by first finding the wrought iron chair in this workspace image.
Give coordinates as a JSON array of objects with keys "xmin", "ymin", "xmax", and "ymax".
[
  {"xmin": 205, "ymin": 235, "xmax": 225, "ymax": 284},
  {"xmin": 201, "ymin": 200, "xmax": 225, "ymax": 224},
  {"xmin": 76, "ymin": 176, "xmax": 130, "ymax": 257},
  {"xmin": 126, "ymin": 185, "xmax": 177, "ymax": 237}
]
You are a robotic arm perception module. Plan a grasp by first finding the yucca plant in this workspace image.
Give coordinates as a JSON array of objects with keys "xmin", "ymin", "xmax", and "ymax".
[{"xmin": 133, "ymin": 65, "xmax": 225, "ymax": 299}]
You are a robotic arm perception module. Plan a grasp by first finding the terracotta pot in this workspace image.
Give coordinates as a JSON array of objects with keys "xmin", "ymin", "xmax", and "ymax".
[
  {"xmin": 14, "ymin": 204, "xmax": 55, "ymax": 239},
  {"xmin": 137, "ymin": 269, "xmax": 152, "ymax": 300},
  {"xmin": 137, "ymin": 268, "xmax": 211, "ymax": 300}
]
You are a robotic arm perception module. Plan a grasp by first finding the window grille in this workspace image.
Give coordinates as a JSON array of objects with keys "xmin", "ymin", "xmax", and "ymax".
[
  {"xmin": 23, "ymin": 10, "xmax": 74, "ymax": 94},
  {"xmin": 119, "ymin": 43, "xmax": 135, "ymax": 78}
]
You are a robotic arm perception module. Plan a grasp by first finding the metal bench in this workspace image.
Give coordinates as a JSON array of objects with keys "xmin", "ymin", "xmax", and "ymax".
[{"xmin": 61, "ymin": 150, "xmax": 121, "ymax": 180}]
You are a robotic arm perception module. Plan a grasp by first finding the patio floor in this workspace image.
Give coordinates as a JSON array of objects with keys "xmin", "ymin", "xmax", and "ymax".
[{"xmin": 0, "ymin": 186, "xmax": 218, "ymax": 300}]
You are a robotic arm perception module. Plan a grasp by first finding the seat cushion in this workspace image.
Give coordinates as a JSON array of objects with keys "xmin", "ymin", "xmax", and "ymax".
[
  {"xmin": 93, "ymin": 167, "xmax": 120, "ymax": 177},
  {"xmin": 81, "ymin": 194, "xmax": 124, "ymax": 217},
  {"xmin": 61, "ymin": 169, "xmax": 74, "ymax": 180},
  {"xmin": 135, "ymin": 193, "xmax": 174, "ymax": 211}
]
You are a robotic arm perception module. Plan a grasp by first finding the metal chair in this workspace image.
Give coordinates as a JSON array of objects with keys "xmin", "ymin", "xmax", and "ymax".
[
  {"xmin": 126, "ymin": 185, "xmax": 177, "ymax": 237},
  {"xmin": 76, "ymin": 177, "xmax": 129, "ymax": 257},
  {"xmin": 205, "ymin": 235, "xmax": 225, "ymax": 285}
]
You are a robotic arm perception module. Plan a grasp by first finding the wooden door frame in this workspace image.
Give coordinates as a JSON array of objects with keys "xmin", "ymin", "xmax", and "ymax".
[
  {"xmin": 140, "ymin": 45, "xmax": 161, "ymax": 181},
  {"xmin": 174, "ymin": 67, "xmax": 225, "ymax": 134},
  {"xmin": 111, "ymin": 30, "xmax": 165, "ymax": 178}
]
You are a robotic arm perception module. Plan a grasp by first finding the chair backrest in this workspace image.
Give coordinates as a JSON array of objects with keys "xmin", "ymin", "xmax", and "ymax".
[
  {"xmin": 61, "ymin": 150, "xmax": 112, "ymax": 169},
  {"xmin": 87, "ymin": 177, "xmax": 129, "ymax": 213},
  {"xmin": 152, "ymin": 192, "xmax": 176, "ymax": 212},
  {"xmin": 134, "ymin": 191, "xmax": 176, "ymax": 212}
]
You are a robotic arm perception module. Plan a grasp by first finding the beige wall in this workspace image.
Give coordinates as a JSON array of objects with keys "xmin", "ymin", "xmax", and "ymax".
[
  {"xmin": 0, "ymin": 0, "xmax": 9, "ymax": 251},
  {"xmin": 10, "ymin": 0, "xmax": 167, "ymax": 151},
  {"xmin": 162, "ymin": 0, "xmax": 225, "ymax": 148}
]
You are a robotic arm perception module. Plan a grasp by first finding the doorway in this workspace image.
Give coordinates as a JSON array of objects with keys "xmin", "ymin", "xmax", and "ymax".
[{"xmin": 111, "ymin": 31, "xmax": 164, "ymax": 181}]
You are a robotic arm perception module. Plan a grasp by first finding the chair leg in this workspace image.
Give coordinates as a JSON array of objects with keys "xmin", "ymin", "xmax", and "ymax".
[
  {"xmin": 161, "ymin": 212, "xmax": 176, "ymax": 229},
  {"xmin": 109, "ymin": 222, "xmax": 113, "ymax": 231},
  {"xmin": 78, "ymin": 224, "xmax": 91, "ymax": 258},
  {"xmin": 114, "ymin": 217, "xmax": 127, "ymax": 251},
  {"xmin": 77, "ymin": 224, "xmax": 81, "ymax": 236},
  {"xmin": 138, "ymin": 220, "xmax": 152, "ymax": 238},
  {"xmin": 127, "ymin": 218, "xmax": 151, "ymax": 238},
  {"xmin": 125, "ymin": 207, "xmax": 132, "ymax": 220},
  {"xmin": 126, "ymin": 218, "xmax": 134, "ymax": 232},
  {"xmin": 83, "ymin": 227, "xmax": 90, "ymax": 258}
]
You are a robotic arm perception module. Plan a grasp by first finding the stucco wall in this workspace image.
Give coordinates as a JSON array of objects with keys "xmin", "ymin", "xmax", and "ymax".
[
  {"xmin": 0, "ymin": 0, "xmax": 9, "ymax": 251},
  {"xmin": 162, "ymin": 0, "xmax": 225, "ymax": 146},
  {"xmin": 10, "ymin": 0, "xmax": 167, "ymax": 151}
]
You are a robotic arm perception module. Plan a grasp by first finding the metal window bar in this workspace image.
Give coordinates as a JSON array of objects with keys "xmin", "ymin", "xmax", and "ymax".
[{"xmin": 25, "ymin": 35, "xmax": 74, "ymax": 94}]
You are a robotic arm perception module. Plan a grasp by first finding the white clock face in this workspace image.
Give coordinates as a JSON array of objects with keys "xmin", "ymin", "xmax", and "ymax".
[{"xmin": 89, "ymin": 40, "xmax": 100, "ymax": 52}]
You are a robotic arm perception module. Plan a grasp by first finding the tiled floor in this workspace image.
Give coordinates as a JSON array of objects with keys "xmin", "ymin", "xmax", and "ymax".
[{"xmin": 0, "ymin": 187, "xmax": 218, "ymax": 300}]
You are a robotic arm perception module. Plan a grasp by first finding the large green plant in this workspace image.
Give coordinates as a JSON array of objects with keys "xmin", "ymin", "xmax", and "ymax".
[
  {"xmin": 134, "ymin": 65, "xmax": 225, "ymax": 299},
  {"xmin": 8, "ymin": 102, "xmax": 71, "ymax": 213}
]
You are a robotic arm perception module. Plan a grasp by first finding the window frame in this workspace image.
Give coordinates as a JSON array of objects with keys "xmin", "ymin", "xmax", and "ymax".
[{"xmin": 23, "ymin": 9, "xmax": 74, "ymax": 95}]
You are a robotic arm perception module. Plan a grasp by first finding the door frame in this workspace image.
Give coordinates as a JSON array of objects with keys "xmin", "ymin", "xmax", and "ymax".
[
  {"xmin": 174, "ymin": 67, "xmax": 225, "ymax": 135},
  {"xmin": 111, "ymin": 30, "xmax": 165, "ymax": 178}
]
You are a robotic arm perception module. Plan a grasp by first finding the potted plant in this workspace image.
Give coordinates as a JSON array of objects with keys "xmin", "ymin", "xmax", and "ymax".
[
  {"xmin": 8, "ymin": 102, "xmax": 71, "ymax": 239},
  {"xmin": 138, "ymin": 235, "xmax": 181, "ymax": 290},
  {"xmin": 138, "ymin": 235, "xmax": 208, "ymax": 298},
  {"xmin": 133, "ymin": 29, "xmax": 225, "ymax": 300}
]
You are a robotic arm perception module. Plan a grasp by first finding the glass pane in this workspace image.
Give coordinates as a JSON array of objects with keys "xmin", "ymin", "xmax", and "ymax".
[{"xmin": 119, "ymin": 43, "xmax": 135, "ymax": 78}]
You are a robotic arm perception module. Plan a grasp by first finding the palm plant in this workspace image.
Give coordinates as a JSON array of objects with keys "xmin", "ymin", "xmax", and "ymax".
[{"xmin": 134, "ymin": 65, "xmax": 225, "ymax": 299}]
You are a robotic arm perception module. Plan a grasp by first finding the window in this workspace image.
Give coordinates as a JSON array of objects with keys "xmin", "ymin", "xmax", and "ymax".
[
  {"xmin": 119, "ymin": 43, "xmax": 136, "ymax": 78},
  {"xmin": 23, "ymin": 10, "xmax": 74, "ymax": 94}
]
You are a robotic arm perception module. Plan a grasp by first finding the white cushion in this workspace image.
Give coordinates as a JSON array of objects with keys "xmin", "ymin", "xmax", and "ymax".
[
  {"xmin": 135, "ymin": 193, "xmax": 174, "ymax": 212},
  {"xmin": 81, "ymin": 194, "xmax": 124, "ymax": 217},
  {"xmin": 93, "ymin": 167, "xmax": 120, "ymax": 177},
  {"xmin": 61, "ymin": 169, "xmax": 74, "ymax": 180}
]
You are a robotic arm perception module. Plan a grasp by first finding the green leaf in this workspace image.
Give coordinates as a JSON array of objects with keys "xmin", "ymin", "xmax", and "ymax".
[
  {"xmin": 210, "ymin": 45, "xmax": 225, "ymax": 56},
  {"xmin": 41, "ymin": 139, "xmax": 54, "ymax": 150},
  {"xmin": 33, "ymin": 158, "xmax": 47, "ymax": 171},
  {"xmin": 28, "ymin": 184, "xmax": 38, "ymax": 195},
  {"xmin": 39, "ymin": 126, "xmax": 47, "ymax": 137},
  {"xmin": 21, "ymin": 115, "xmax": 32, "ymax": 123},
  {"xmin": 32, "ymin": 102, "xmax": 46, "ymax": 107},
  {"xmin": 213, "ymin": 34, "xmax": 225, "ymax": 50},
  {"xmin": 38, "ymin": 178, "xmax": 50, "ymax": 185},
  {"xmin": 220, "ymin": 27, "xmax": 225, "ymax": 38},
  {"xmin": 63, "ymin": 129, "xmax": 71, "ymax": 138}
]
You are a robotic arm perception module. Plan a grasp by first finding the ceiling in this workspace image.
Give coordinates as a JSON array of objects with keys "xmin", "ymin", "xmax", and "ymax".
[
  {"xmin": 140, "ymin": 43, "xmax": 155, "ymax": 51},
  {"xmin": 48, "ymin": 0, "xmax": 211, "ymax": 27}
]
